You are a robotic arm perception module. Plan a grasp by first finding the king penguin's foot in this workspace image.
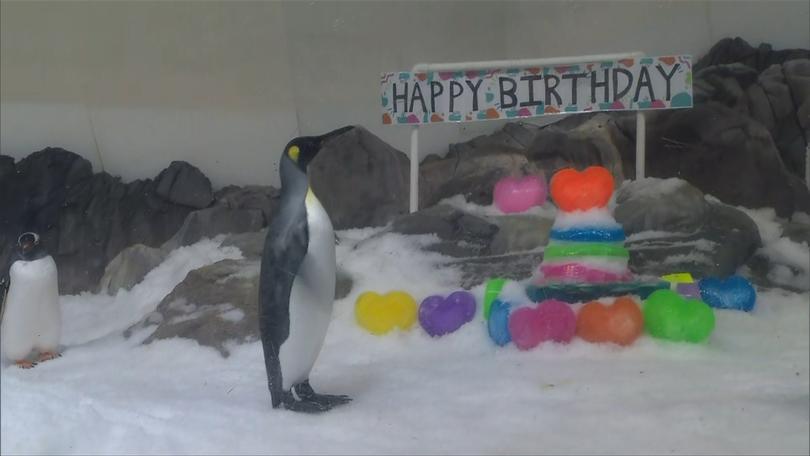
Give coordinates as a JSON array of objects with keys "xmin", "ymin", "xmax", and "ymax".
[
  {"xmin": 294, "ymin": 380, "xmax": 352, "ymax": 407},
  {"xmin": 37, "ymin": 351, "xmax": 61, "ymax": 363},
  {"xmin": 280, "ymin": 390, "xmax": 332, "ymax": 414},
  {"xmin": 278, "ymin": 383, "xmax": 352, "ymax": 414},
  {"xmin": 14, "ymin": 360, "xmax": 36, "ymax": 369}
]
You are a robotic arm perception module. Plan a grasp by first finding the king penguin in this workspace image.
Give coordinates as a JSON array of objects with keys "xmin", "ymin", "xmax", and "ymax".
[
  {"xmin": 259, "ymin": 125, "xmax": 354, "ymax": 413},
  {"xmin": 1, "ymin": 232, "xmax": 61, "ymax": 368}
]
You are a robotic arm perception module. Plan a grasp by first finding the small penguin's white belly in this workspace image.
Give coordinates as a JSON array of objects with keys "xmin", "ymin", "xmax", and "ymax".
[
  {"xmin": 278, "ymin": 191, "xmax": 336, "ymax": 391},
  {"xmin": 1, "ymin": 256, "xmax": 61, "ymax": 361}
]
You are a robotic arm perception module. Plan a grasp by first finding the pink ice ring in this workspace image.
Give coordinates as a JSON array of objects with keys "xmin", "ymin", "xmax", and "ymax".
[{"xmin": 538, "ymin": 263, "xmax": 632, "ymax": 283}]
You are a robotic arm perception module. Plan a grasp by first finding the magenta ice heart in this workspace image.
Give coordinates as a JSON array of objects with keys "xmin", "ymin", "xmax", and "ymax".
[
  {"xmin": 493, "ymin": 175, "xmax": 547, "ymax": 214},
  {"xmin": 419, "ymin": 291, "xmax": 477, "ymax": 337},
  {"xmin": 508, "ymin": 299, "xmax": 576, "ymax": 350}
]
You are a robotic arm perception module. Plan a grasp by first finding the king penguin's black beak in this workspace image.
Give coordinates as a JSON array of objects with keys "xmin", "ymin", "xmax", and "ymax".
[{"xmin": 315, "ymin": 125, "xmax": 354, "ymax": 148}]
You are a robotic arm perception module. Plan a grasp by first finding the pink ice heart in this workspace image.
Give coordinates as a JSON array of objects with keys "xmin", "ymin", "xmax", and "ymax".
[
  {"xmin": 493, "ymin": 175, "xmax": 547, "ymax": 214},
  {"xmin": 508, "ymin": 299, "xmax": 576, "ymax": 350}
]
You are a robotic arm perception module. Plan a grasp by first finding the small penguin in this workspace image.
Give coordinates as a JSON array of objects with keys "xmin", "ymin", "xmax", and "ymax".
[
  {"xmin": 1, "ymin": 232, "xmax": 61, "ymax": 368},
  {"xmin": 259, "ymin": 125, "xmax": 354, "ymax": 413}
]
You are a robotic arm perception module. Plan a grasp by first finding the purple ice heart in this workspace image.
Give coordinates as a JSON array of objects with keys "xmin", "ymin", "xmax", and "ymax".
[{"xmin": 418, "ymin": 291, "xmax": 477, "ymax": 337}]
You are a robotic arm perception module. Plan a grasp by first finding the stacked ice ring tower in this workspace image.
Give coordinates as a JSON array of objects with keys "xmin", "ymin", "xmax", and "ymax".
[{"xmin": 535, "ymin": 166, "xmax": 632, "ymax": 284}]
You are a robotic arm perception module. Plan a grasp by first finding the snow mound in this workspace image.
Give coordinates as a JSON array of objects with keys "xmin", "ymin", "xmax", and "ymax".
[{"xmin": 2, "ymin": 231, "xmax": 808, "ymax": 455}]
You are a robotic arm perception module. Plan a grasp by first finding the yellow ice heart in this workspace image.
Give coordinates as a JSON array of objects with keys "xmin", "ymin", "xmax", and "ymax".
[{"xmin": 355, "ymin": 291, "xmax": 417, "ymax": 335}]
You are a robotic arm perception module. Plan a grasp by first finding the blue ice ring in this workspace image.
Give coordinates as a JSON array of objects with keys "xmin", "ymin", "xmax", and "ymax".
[{"xmin": 550, "ymin": 227, "xmax": 626, "ymax": 242}]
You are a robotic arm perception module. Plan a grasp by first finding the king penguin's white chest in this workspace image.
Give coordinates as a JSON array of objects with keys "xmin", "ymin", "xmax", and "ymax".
[
  {"xmin": 299, "ymin": 189, "xmax": 337, "ymax": 295},
  {"xmin": 278, "ymin": 189, "xmax": 337, "ymax": 390}
]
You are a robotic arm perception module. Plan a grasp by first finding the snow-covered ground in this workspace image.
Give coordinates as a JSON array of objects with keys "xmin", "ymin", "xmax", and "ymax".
[{"xmin": 2, "ymin": 225, "xmax": 809, "ymax": 455}]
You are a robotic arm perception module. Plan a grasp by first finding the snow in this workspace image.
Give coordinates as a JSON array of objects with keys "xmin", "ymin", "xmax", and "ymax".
[
  {"xmin": 737, "ymin": 207, "xmax": 810, "ymax": 291},
  {"xmin": 660, "ymin": 252, "xmax": 714, "ymax": 266},
  {"xmin": 793, "ymin": 211, "xmax": 810, "ymax": 224},
  {"xmin": 218, "ymin": 307, "xmax": 246, "ymax": 323},
  {"xmin": 57, "ymin": 237, "xmax": 243, "ymax": 347},
  {"xmin": 2, "ymin": 231, "xmax": 809, "ymax": 455},
  {"xmin": 439, "ymin": 194, "xmax": 558, "ymax": 219},
  {"xmin": 552, "ymin": 207, "xmax": 622, "ymax": 230},
  {"xmin": 761, "ymin": 237, "xmax": 810, "ymax": 290},
  {"xmin": 741, "ymin": 207, "xmax": 784, "ymax": 245},
  {"xmin": 618, "ymin": 177, "xmax": 689, "ymax": 200},
  {"xmin": 626, "ymin": 230, "xmax": 695, "ymax": 242}
]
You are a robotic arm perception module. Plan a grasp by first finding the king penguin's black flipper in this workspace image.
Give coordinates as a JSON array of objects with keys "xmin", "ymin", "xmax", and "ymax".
[{"xmin": 258, "ymin": 179, "xmax": 309, "ymax": 408}]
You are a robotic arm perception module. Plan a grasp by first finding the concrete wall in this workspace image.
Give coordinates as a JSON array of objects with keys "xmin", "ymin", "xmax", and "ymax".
[{"xmin": 2, "ymin": 0, "xmax": 808, "ymax": 188}]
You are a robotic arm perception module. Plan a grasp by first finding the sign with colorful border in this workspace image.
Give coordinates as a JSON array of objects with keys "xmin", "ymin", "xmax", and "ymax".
[{"xmin": 381, "ymin": 55, "xmax": 692, "ymax": 125}]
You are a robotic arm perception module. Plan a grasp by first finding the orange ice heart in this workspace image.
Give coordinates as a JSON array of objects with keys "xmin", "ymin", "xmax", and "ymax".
[
  {"xmin": 576, "ymin": 297, "xmax": 643, "ymax": 346},
  {"xmin": 549, "ymin": 166, "xmax": 614, "ymax": 212}
]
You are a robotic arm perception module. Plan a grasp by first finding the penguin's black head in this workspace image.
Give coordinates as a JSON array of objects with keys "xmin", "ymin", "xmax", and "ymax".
[
  {"xmin": 282, "ymin": 125, "xmax": 354, "ymax": 172},
  {"xmin": 17, "ymin": 232, "xmax": 41, "ymax": 260}
]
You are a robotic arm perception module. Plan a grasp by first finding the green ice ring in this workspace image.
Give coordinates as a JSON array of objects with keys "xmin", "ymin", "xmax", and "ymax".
[{"xmin": 543, "ymin": 242, "xmax": 629, "ymax": 260}]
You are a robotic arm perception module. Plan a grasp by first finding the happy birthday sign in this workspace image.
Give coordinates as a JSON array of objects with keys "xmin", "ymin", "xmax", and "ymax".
[{"xmin": 381, "ymin": 55, "xmax": 692, "ymax": 125}]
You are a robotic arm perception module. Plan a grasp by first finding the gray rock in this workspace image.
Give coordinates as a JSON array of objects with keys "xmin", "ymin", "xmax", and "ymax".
[
  {"xmin": 741, "ymin": 256, "xmax": 799, "ymax": 292},
  {"xmin": 625, "ymin": 201, "xmax": 761, "ymax": 279},
  {"xmin": 389, "ymin": 204, "xmax": 499, "ymax": 257},
  {"xmin": 99, "ymin": 244, "xmax": 168, "ymax": 294},
  {"xmin": 309, "ymin": 126, "xmax": 409, "ymax": 229},
  {"xmin": 645, "ymin": 102, "xmax": 810, "ymax": 217},
  {"xmin": 526, "ymin": 113, "xmax": 631, "ymax": 183},
  {"xmin": 694, "ymin": 37, "xmax": 810, "ymax": 72},
  {"xmin": 390, "ymin": 204, "xmax": 460, "ymax": 239},
  {"xmin": 782, "ymin": 220, "xmax": 810, "ymax": 246},
  {"xmin": 691, "ymin": 58, "xmax": 809, "ymax": 183},
  {"xmin": 411, "ymin": 182, "xmax": 762, "ymax": 287},
  {"xmin": 335, "ymin": 268, "xmax": 354, "ymax": 301},
  {"xmin": 220, "ymin": 229, "xmax": 268, "ymax": 260},
  {"xmin": 743, "ymin": 252, "xmax": 809, "ymax": 293},
  {"xmin": 432, "ymin": 114, "xmax": 632, "ymax": 206},
  {"xmin": 214, "ymin": 185, "xmax": 279, "ymax": 225},
  {"xmin": 415, "ymin": 203, "xmax": 761, "ymax": 288},
  {"xmin": 447, "ymin": 251, "xmax": 545, "ymax": 289},
  {"xmin": 3, "ymin": 147, "xmax": 93, "ymax": 247},
  {"xmin": 747, "ymin": 62, "xmax": 807, "ymax": 179},
  {"xmin": 785, "ymin": 60, "xmax": 810, "ymax": 134},
  {"xmin": 131, "ymin": 257, "xmax": 354, "ymax": 356},
  {"xmin": 387, "ymin": 204, "xmax": 552, "ymax": 287},
  {"xmin": 155, "ymin": 161, "xmax": 214, "ymax": 209},
  {"xmin": 0, "ymin": 148, "xmax": 195, "ymax": 294},
  {"xmin": 445, "ymin": 122, "xmax": 541, "ymax": 160},
  {"xmin": 219, "ymin": 230, "xmax": 355, "ymax": 283},
  {"xmin": 615, "ymin": 178, "xmax": 709, "ymax": 235},
  {"xmin": 782, "ymin": 59, "xmax": 810, "ymax": 175},
  {"xmin": 693, "ymin": 63, "xmax": 759, "ymax": 110},
  {"xmin": 420, "ymin": 152, "xmax": 531, "ymax": 207},
  {"xmin": 0, "ymin": 155, "xmax": 14, "ymax": 182},
  {"xmin": 742, "ymin": 217, "xmax": 810, "ymax": 292},
  {"xmin": 138, "ymin": 259, "xmax": 260, "ymax": 356},
  {"xmin": 100, "ymin": 228, "xmax": 271, "ymax": 296},
  {"xmin": 164, "ymin": 206, "xmax": 265, "ymax": 250},
  {"xmin": 487, "ymin": 214, "xmax": 553, "ymax": 255}
]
